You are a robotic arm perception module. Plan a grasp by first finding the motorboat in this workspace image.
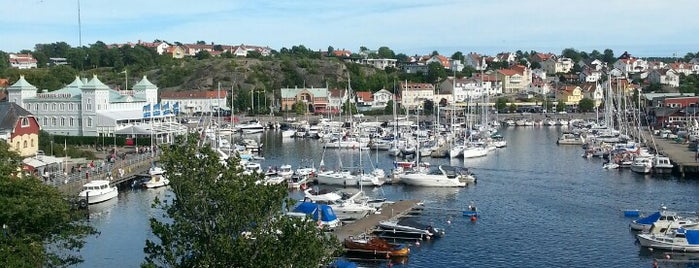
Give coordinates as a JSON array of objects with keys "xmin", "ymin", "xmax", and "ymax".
[
  {"xmin": 149, "ymin": 166, "xmax": 166, "ymax": 176},
  {"xmin": 281, "ymin": 129, "xmax": 296, "ymax": 138},
  {"xmin": 557, "ymin": 133, "xmax": 584, "ymax": 145},
  {"xmin": 462, "ymin": 146, "xmax": 488, "ymax": 158},
  {"xmin": 303, "ymin": 189, "xmax": 377, "ymax": 221},
  {"xmin": 235, "ymin": 120, "xmax": 265, "ymax": 132},
  {"xmin": 287, "ymin": 173, "xmax": 310, "ymax": 189},
  {"xmin": 630, "ymin": 210, "xmax": 699, "ymax": 232},
  {"xmin": 343, "ymin": 236, "xmax": 410, "ymax": 257},
  {"xmin": 77, "ymin": 180, "xmax": 118, "ymax": 205},
  {"xmin": 288, "ymin": 201, "xmax": 341, "ymax": 230},
  {"xmin": 636, "ymin": 228, "xmax": 699, "ymax": 252},
  {"xmin": 375, "ymin": 217, "xmax": 445, "ymax": 240},
  {"xmin": 630, "ymin": 156, "xmax": 653, "ymax": 174},
  {"xmin": 242, "ymin": 128, "xmax": 264, "ymax": 134},
  {"xmin": 258, "ymin": 175, "xmax": 287, "ymax": 186},
  {"xmin": 653, "ymin": 155, "xmax": 674, "ymax": 174},
  {"xmin": 243, "ymin": 162, "xmax": 263, "ymax": 175},
  {"xmin": 316, "ymin": 169, "xmax": 384, "ymax": 187},
  {"xmin": 399, "ymin": 165, "xmax": 473, "ymax": 187},
  {"xmin": 277, "ymin": 164, "xmax": 294, "ymax": 179},
  {"xmin": 143, "ymin": 174, "xmax": 169, "ymax": 189}
]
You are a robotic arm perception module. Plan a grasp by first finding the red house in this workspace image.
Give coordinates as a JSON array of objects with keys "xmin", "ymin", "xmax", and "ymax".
[{"xmin": 0, "ymin": 102, "xmax": 41, "ymax": 157}]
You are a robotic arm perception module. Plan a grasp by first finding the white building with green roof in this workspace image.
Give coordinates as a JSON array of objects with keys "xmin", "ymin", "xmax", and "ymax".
[{"xmin": 6, "ymin": 75, "xmax": 165, "ymax": 137}]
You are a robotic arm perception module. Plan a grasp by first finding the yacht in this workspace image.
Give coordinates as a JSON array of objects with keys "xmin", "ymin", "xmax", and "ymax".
[
  {"xmin": 630, "ymin": 156, "xmax": 653, "ymax": 174},
  {"xmin": 399, "ymin": 165, "xmax": 473, "ymax": 187},
  {"xmin": 78, "ymin": 180, "xmax": 118, "ymax": 205},
  {"xmin": 557, "ymin": 133, "xmax": 584, "ymax": 145},
  {"xmin": 235, "ymin": 120, "xmax": 265, "ymax": 133},
  {"xmin": 636, "ymin": 228, "xmax": 699, "ymax": 252},
  {"xmin": 277, "ymin": 164, "xmax": 294, "ymax": 179},
  {"xmin": 304, "ymin": 189, "xmax": 376, "ymax": 221}
]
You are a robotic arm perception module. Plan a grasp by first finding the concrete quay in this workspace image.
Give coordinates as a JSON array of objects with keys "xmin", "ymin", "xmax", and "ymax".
[{"xmin": 639, "ymin": 130, "xmax": 699, "ymax": 177}]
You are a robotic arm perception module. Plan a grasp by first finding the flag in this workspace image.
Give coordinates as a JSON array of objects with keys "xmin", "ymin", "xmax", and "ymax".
[
  {"xmin": 163, "ymin": 102, "xmax": 171, "ymax": 115},
  {"xmin": 143, "ymin": 103, "xmax": 151, "ymax": 118},
  {"xmin": 153, "ymin": 102, "xmax": 161, "ymax": 116}
]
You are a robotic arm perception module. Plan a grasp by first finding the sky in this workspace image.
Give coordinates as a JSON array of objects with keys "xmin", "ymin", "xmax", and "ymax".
[{"xmin": 1, "ymin": 0, "xmax": 698, "ymax": 57}]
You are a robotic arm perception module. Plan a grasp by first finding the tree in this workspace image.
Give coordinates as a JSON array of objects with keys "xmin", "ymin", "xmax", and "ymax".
[
  {"xmin": 422, "ymin": 99, "xmax": 434, "ymax": 115},
  {"xmin": 143, "ymin": 135, "xmax": 339, "ymax": 267},
  {"xmin": 384, "ymin": 99, "xmax": 394, "ymax": 114},
  {"xmin": 508, "ymin": 103, "xmax": 517, "ymax": 113},
  {"xmin": 561, "ymin": 48, "xmax": 582, "ymax": 63},
  {"xmin": 377, "ymin": 46, "xmax": 395, "ymax": 59},
  {"xmin": 342, "ymin": 101, "xmax": 357, "ymax": 115},
  {"xmin": 578, "ymin": 97, "xmax": 595, "ymax": 112},
  {"xmin": 0, "ymin": 142, "xmax": 96, "ymax": 267},
  {"xmin": 496, "ymin": 97, "xmax": 508, "ymax": 111},
  {"xmin": 293, "ymin": 101, "xmax": 307, "ymax": 115},
  {"xmin": 426, "ymin": 62, "xmax": 447, "ymax": 84},
  {"xmin": 451, "ymin": 51, "xmax": 464, "ymax": 61},
  {"xmin": 589, "ymin": 50, "xmax": 602, "ymax": 60},
  {"xmin": 431, "ymin": 50, "xmax": 439, "ymax": 56},
  {"xmin": 556, "ymin": 100, "xmax": 568, "ymax": 113},
  {"xmin": 327, "ymin": 46, "xmax": 334, "ymax": 56},
  {"xmin": 195, "ymin": 50, "xmax": 212, "ymax": 60},
  {"xmin": 602, "ymin": 49, "xmax": 615, "ymax": 65}
]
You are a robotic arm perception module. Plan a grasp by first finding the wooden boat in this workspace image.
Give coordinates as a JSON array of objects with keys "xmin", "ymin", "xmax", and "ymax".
[{"xmin": 343, "ymin": 236, "xmax": 410, "ymax": 257}]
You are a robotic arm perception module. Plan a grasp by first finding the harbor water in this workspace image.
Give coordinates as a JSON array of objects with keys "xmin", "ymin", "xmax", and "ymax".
[{"xmin": 76, "ymin": 126, "xmax": 699, "ymax": 268}]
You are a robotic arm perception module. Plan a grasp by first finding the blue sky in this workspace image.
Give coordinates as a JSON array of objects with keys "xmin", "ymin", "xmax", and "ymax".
[{"xmin": 1, "ymin": 0, "xmax": 697, "ymax": 57}]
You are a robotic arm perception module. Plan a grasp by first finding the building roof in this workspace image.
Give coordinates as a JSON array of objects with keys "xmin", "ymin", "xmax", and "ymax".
[
  {"xmin": 355, "ymin": 91, "xmax": 373, "ymax": 102},
  {"xmin": 0, "ymin": 102, "xmax": 33, "ymax": 132},
  {"xmin": 280, "ymin": 87, "xmax": 329, "ymax": 99},
  {"xmin": 160, "ymin": 90, "xmax": 229, "ymax": 99},
  {"xmin": 400, "ymin": 82, "xmax": 434, "ymax": 91},
  {"xmin": 329, "ymin": 89, "xmax": 345, "ymax": 98},
  {"xmin": 7, "ymin": 75, "xmax": 38, "ymax": 92}
]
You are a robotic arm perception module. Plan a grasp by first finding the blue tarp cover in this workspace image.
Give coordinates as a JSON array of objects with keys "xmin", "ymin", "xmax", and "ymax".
[
  {"xmin": 293, "ymin": 202, "xmax": 338, "ymax": 222},
  {"xmin": 686, "ymin": 229, "xmax": 699, "ymax": 245},
  {"xmin": 635, "ymin": 212, "xmax": 661, "ymax": 225}
]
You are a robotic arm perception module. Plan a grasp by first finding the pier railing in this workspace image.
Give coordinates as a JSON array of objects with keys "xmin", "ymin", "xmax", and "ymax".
[{"xmin": 52, "ymin": 153, "xmax": 159, "ymax": 195}]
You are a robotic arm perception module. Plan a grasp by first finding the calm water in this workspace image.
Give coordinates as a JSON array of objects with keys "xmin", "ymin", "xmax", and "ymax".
[{"xmin": 75, "ymin": 127, "xmax": 699, "ymax": 268}]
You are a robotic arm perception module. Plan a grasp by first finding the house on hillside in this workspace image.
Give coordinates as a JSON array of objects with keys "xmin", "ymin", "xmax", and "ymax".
[
  {"xmin": 373, "ymin": 89, "xmax": 394, "ymax": 109},
  {"xmin": 0, "ymin": 102, "xmax": 41, "ymax": 157},
  {"xmin": 541, "ymin": 57, "xmax": 573, "ymax": 74},
  {"xmin": 8, "ymin": 54, "xmax": 38, "ymax": 69},
  {"xmin": 465, "ymin": 52, "xmax": 486, "ymax": 71},
  {"xmin": 496, "ymin": 65, "xmax": 531, "ymax": 94},
  {"xmin": 580, "ymin": 82, "xmax": 604, "ymax": 107},
  {"xmin": 648, "ymin": 69, "xmax": 680, "ymax": 88},
  {"xmin": 555, "ymin": 85, "xmax": 583, "ymax": 105},
  {"xmin": 400, "ymin": 82, "xmax": 434, "ymax": 110},
  {"xmin": 328, "ymin": 89, "xmax": 348, "ymax": 114},
  {"xmin": 280, "ymin": 87, "xmax": 330, "ymax": 114}
]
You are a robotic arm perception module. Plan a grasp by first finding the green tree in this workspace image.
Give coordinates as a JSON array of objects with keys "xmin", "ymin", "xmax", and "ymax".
[
  {"xmin": 422, "ymin": 99, "xmax": 434, "ymax": 115},
  {"xmin": 143, "ymin": 135, "xmax": 339, "ymax": 267},
  {"xmin": 578, "ymin": 97, "xmax": 595, "ymax": 112},
  {"xmin": 557, "ymin": 100, "xmax": 568, "ymax": 113},
  {"xmin": 508, "ymin": 103, "xmax": 517, "ymax": 113},
  {"xmin": 384, "ymin": 100, "xmax": 394, "ymax": 114},
  {"xmin": 0, "ymin": 141, "xmax": 96, "ymax": 267},
  {"xmin": 496, "ymin": 97, "xmax": 508, "ymax": 111},
  {"xmin": 293, "ymin": 101, "xmax": 307, "ymax": 115},
  {"xmin": 589, "ymin": 50, "xmax": 602, "ymax": 60},
  {"xmin": 431, "ymin": 50, "xmax": 439, "ymax": 56},
  {"xmin": 342, "ymin": 101, "xmax": 357, "ymax": 114},
  {"xmin": 451, "ymin": 51, "xmax": 464, "ymax": 61},
  {"xmin": 426, "ymin": 62, "xmax": 447, "ymax": 84},
  {"xmin": 602, "ymin": 49, "xmax": 615, "ymax": 65},
  {"xmin": 327, "ymin": 46, "xmax": 334, "ymax": 56},
  {"xmin": 561, "ymin": 48, "xmax": 582, "ymax": 63},
  {"xmin": 377, "ymin": 46, "xmax": 395, "ymax": 59},
  {"xmin": 195, "ymin": 50, "xmax": 212, "ymax": 60}
]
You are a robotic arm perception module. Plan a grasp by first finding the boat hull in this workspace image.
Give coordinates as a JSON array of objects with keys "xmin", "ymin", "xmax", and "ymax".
[
  {"xmin": 78, "ymin": 187, "xmax": 118, "ymax": 204},
  {"xmin": 399, "ymin": 173, "xmax": 466, "ymax": 187}
]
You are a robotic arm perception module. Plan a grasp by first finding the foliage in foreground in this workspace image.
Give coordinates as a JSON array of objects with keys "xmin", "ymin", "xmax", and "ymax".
[
  {"xmin": 143, "ymin": 135, "xmax": 340, "ymax": 268},
  {"xmin": 0, "ymin": 141, "xmax": 96, "ymax": 267}
]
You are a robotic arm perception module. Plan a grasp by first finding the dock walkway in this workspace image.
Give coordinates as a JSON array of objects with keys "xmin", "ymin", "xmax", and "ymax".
[
  {"xmin": 53, "ymin": 153, "xmax": 158, "ymax": 195},
  {"xmin": 333, "ymin": 200, "xmax": 421, "ymax": 241},
  {"xmin": 640, "ymin": 130, "xmax": 699, "ymax": 176}
]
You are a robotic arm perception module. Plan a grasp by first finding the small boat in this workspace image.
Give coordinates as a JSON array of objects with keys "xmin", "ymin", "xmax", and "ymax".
[
  {"xmin": 144, "ymin": 174, "xmax": 170, "ymax": 189},
  {"xmin": 463, "ymin": 203, "xmax": 479, "ymax": 217},
  {"xmin": 400, "ymin": 165, "xmax": 473, "ymax": 187},
  {"xmin": 630, "ymin": 210, "xmax": 699, "ymax": 232},
  {"xmin": 653, "ymin": 155, "xmax": 674, "ymax": 174},
  {"xmin": 287, "ymin": 173, "xmax": 310, "ymax": 189},
  {"xmin": 557, "ymin": 133, "xmax": 584, "ymax": 145},
  {"xmin": 281, "ymin": 129, "xmax": 296, "ymax": 138},
  {"xmin": 636, "ymin": 228, "xmax": 699, "ymax": 252},
  {"xmin": 343, "ymin": 236, "xmax": 410, "ymax": 257},
  {"xmin": 277, "ymin": 164, "xmax": 294, "ymax": 179},
  {"xmin": 77, "ymin": 180, "xmax": 118, "ymax": 206},
  {"xmin": 288, "ymin": 201, "xmax": 341, "ymax": 229},
  {"xmin": 376, "ymin": 217, "xmax": 445, "ymax": 240},
  {"xmin": 630, "ymin": 156, "xmax": 653, "ymax": 174}
]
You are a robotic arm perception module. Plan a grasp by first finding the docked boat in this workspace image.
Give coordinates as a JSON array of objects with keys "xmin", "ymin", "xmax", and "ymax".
[
  {"xmin": 287, "ymin": 173, "xmax": 310, "ymax": 189},
  {"xmin": 277, "ymin": 164, "xmax": 294, "ymax": 179},
  {"xmin": 316, "ymin": 169, "xmax": 384, "ymax": 187},
  {"xmin": 630, "ymin": 210, "xmax": 699, "ymax": 232},
  {"xmin": 343, "ymin": 236, "xmax": 410, "ymax": 257},
  {"xmin": 636, "ymin": 228, "xmax": 699, "ymax": 252},
  {"xmin": 556, "ymin": 133, "xmax": 584, "ymax": 145},
  {"xmin": 399, "ymin": 165, "xmax": 473, "ymax": 187},
  {"xmin": 235, "ymin": 120, "xmax": 265, "ymax": 132},
  {"xmin": 462, "ymin": 146, "xmax": 488, "ymax": 158},
  {"xmin": 653, "ymin": 155, "xmax": 674, "ymax": 174},
  {"xmin": 289, "ymin": 201, "xmax": 341, "ymax": 229},
  {"xmin": 143, "ymin": 166, "xmax": 169, "ymax": 188},
  {"xmin": 304, "ymin": 189, "xmax": 376, "ymax": 221},
  {"xmin": 630, "ymin": 156, "xmax": 653, "ymax": 174},
  {"xmin": 78, "ymin": 180, "xmax": 118, "ymax": 205},
  {"xmin": 376, "ymin": 217, "xmax": 445, "ymax": 240}
]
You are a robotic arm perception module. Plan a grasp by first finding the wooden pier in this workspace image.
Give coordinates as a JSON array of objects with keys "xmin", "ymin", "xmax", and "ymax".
[
  {"xmin": 333, "ymin": 200, "xmax": 421, "ymax": 241},
  {"xmin": 639, "ymin": 130, "xmax": 699, "ymax": 177},
  {"xmin": 55, "ymin": 154, "xmax": 157, "ymax": 195}
]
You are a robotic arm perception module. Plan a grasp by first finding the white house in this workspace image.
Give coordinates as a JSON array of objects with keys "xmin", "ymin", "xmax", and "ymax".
[
  {"xmin": 465, "ymin": 53, "xmax": 486, "ymax": 71},
  {"xmin": 524, "ymin": 76, "xmax": 551, "ymax": 96},
  {"xmin": 361, "ymin": 58, "xmax": 397, "ymax": 70},
  {"xmin": 580, "ymin": 82, "xmax": 604, "ymax": 107},
  {"xmin": 579, "ymin": 67, "xmax": 602, "ymax": 83},
  {"xmin": 328, "ymin": 89, "xmax": 348, "ymax": 113},
  {"xmin": 7, "ymin": 75, "xmax": 183, "ymax": 138},
  {"xmin": 400, "ymin": 82, "xmax": 434, "ymax": 110},
  {"xmin": 372, "ymin": 89, "xmax": 394, "ymax": 109},
  {"xmin": 648, "ymin": 69, "xmax": 680, "ymax": 87},
  {"xmin": 160, "ymin": 90, "xmax": 228, "ymax": 114},
  {"xmin": 8, "ymin": 54, "xmax": 38, "ymax": 69},
  {"xmin": 541, "ymin": 57, "xmax": 573, "ymax": 74}
]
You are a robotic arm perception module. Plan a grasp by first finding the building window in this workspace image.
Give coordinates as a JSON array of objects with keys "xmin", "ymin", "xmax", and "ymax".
[
  {"xmin": 31, "ymin": 139, "xmax": 34, "ymax": 147},
  {"xmin": 60, "ymin": 117, "xmax": 65, "ymax": 126},
  {"xmin": 23, "ymin": 140, "xmax": 27, "ymax": 148},
  {"xmin": 70, "ymin": 117, "xmax": 74, "ymax": 126},
  {"xmin": 35, "ymin": 104, "xmax": 39, "ymax": 110},
  {"xmin": 43, "ymin": 117, "xmax": 47, "ymax": 126},
  {"xmin": 60, "ymin": 103, "xmax": 64, "ymax": 110},
  {"xmin": 43, "ymin": 103, "xmax": 48, "ymax": 110},
  {"xmin": 21, "ymin": 118, "xmax": 30, "ymax": 127},
  {"xmin": 69, "ymin": 103, "xmax": 74, "ymax": 110},
  {"xmin": 87, "ymin": 117, "xmax": 93, "ymax": 127},
  {"xmin": 16, "ymin": 142, "xmax": 19, "ymax": 150},
  {"xmin": 87, "ymin": 104, "xmax": 92, "ymax": 110},
  {"xmin": 52, "ymin": 103, "xmax": 56, "ymax": 110},
  {"xmin": 51, "ymin": 117, "xmax": 57, "ymax": 126}
]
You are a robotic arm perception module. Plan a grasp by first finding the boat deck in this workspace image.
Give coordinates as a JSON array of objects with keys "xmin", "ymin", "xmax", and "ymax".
[{"xmin": 333, "ymin": 199, "xmax": 421, "ymax": 241}]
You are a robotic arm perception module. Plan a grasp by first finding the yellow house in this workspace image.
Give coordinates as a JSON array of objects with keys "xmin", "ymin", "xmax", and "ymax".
[
  {"xmin": 0, "ymin": 102, "xmax": 41, "ymax": 157},
  {"xmin": 556, "ymin": 85, "xmax": 583, "ymax": 105}
]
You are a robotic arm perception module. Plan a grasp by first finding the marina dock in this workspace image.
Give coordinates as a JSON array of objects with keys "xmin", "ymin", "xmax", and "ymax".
[
  {"xmin": 55, "ymin": 154, "xmax": 157, "ymax": 195},
  {"xmin": 333, "ymin": 199, "xmax": 421, "ymax": 241},
  {"xmin": 639, "ymin": 130, "xmax": 699, "ymax": 177}
]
